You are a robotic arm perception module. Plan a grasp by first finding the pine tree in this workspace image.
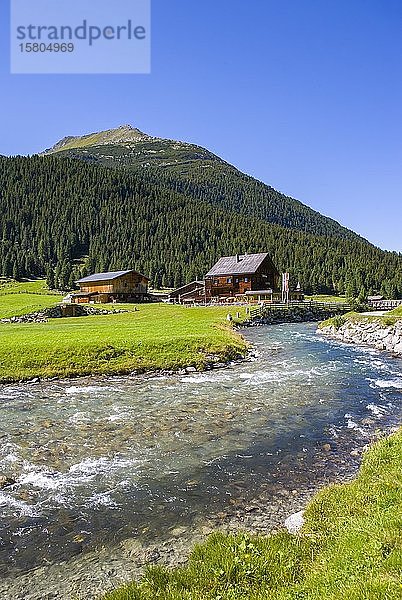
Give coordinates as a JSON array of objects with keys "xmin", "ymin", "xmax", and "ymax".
[{"xmin": 46, "ymin": 266, "xmax": 55, "ymax": 290}]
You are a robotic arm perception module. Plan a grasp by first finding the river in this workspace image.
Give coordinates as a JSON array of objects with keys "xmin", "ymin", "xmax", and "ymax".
[{"xmin": 0, "ymin": 323, "xmax": 401, "ymax": 599}]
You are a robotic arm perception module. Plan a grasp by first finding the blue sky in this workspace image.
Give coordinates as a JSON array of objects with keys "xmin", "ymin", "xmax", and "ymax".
[{"xmin": 1, "ymin": 0, "xmax": 401, "ymax": 252}]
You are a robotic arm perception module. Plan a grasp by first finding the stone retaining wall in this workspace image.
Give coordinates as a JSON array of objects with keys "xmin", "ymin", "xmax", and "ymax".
[
  {"xmin": 244, "ymin": 306, "xmax": 348, "ymax": 327},
  {"xmin": 319, "ymin": 318, "xmax": 402, "ymax": 356},
  {"xmin": 0, "ymin": 305, "xmax": 128, "ymax": 324}
]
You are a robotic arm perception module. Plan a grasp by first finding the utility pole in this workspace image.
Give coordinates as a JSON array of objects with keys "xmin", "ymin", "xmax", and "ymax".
[{"xmin": 282, "ymin": 272, "xmax": 289, "ymax": 304}]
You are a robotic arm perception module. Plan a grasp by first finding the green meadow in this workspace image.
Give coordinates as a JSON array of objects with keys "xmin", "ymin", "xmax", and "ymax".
[
  {"xmin": 0, "ymin": 290, "xmax": 247, "ymax": 382},
  {"xmin": 103, "ymin": 429, "xmax": 402, "ymax": 600},
  {"xmin": 0, "ymin": 279, "xmax": 62, "ymax": 319},
  {"xmin": 305, "ymin": 294, "xmax": 347, "ymax": 303}
]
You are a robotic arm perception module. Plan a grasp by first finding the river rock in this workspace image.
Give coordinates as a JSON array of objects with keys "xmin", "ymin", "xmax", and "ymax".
[
  {"xmin": 119, "ymin": 538, "xmax": 145, "ymax": 560},
  {"xmin": 171, "ymin": 526, "xmax": 188, "ymax": 537},
  {"xmin": 0, "ymin": 475, "xmax": 16, "ymax": 488},
  {"xmin": 319, "ymin": 317, "xmax": 402, "ymax": 356},
  {"xmin": 394, "ymin": 341, "xmax": 402, "ymax": 354},
  {"xmin": 284, "ymin": 510, "xmax": 305, "ymax": 534}
]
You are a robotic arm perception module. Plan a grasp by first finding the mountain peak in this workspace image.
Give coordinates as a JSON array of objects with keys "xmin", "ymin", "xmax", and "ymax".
[{"xmin": 43, "ymin": 124, "xmax": 152, "ymax": 154}]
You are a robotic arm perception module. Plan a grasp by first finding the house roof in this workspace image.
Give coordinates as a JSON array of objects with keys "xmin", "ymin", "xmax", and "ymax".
[
  {"xmin": 180, "ymin": 287, "xmax": 205, "ymax": 298},
  {"xmin": 76, "ymin": 270, "xmax": 150, "ymax": 284},
  {"xmin": 169, "ymin": 280, "xmax": 205, "ymax": 296},
  {"xmin": 205, "ymin": 253, "xmax": 272, "ymax": 277}
]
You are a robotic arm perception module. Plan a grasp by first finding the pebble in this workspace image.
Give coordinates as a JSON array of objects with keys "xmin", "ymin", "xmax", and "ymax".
[
  {"xmin": 0, "ymin": 475, "xmax": 16, "ymax": 488},
  {"xmin": 171, "ymin": 526, "xmax": 187, "ymax": 537}
]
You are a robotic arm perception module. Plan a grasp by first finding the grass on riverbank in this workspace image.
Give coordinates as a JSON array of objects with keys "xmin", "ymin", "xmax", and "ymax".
[
  {"xmin": 320, "ymin": 306, "xmax": 402, "ymax": 330},
  {"xmin": 103, "ymin": 429, "xmax": 402, "ymax": 600},
  {"xmin": 0, "ymin": 304, "xmax": 247, "ymax": 383}
]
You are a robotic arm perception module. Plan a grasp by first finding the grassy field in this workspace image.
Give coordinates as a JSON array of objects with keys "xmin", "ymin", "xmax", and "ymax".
[
  {"xmin": 103, "ymin": 429, "xmax": 402, "ymax": 600},
  {"xmin": 305, "ymin": 294, "xmax": 347, "ymax": 303},
  {"xmin": 0, "ymin": 293, "xmax": 63, "ymax": 319},
  {"xmin": 0, "ymin": 279, "xmax": 62, "ymax": 319},
  {"xmin": 0, "ymin": 304, "xmax": 247, "ymax": 382},
  {"xmin": 0, "ymin": 279, "xmax": 58, "ymax": 295}
]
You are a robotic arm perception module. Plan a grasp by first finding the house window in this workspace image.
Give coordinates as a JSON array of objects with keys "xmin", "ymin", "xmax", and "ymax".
[
  {"xmin": 235, "ymin": 278, "xmax": 239, "ymax": 283},
  {"xmin": 227, "ymin": 277, "xmax": 232, "ymax": 284},
  {"xmin": 244, "ymin": 277, "xmax": 249, "ymax": 283},
  {"xmin": 214, "ymin": 280, "xmax": 219, "ymax": 286}
]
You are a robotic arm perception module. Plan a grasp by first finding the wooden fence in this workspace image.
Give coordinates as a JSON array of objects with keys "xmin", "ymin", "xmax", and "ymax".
[
  {"xmin": 368, "ymin": 299, "xmax": 402, "ymax": 311},
  {"xmin": 248, "ymin": 301, "xmax": 352, "ymax": 319}
]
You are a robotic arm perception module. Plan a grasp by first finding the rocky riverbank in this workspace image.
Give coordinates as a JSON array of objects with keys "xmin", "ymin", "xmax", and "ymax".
[{"xmin": 319, "ymin": 316, "xmax": 402, "ymax": 356}]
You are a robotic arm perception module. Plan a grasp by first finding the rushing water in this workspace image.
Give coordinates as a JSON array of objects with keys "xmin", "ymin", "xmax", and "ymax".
[{"xmin": 0, "ymin": 323, "xmax": 402, "ymax": 581}]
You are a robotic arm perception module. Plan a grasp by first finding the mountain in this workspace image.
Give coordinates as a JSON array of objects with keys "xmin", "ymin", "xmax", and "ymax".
[
  {"xmin": 42, "ymin": 124, "xmax": 152, "ymax": 153},
  {"xmin": 0, "ymin": 126, "xmax": 400, "ymax": 297},
  {"xmin": 44, "ymin": 125, "xmax": 360, "ymax": 241}
]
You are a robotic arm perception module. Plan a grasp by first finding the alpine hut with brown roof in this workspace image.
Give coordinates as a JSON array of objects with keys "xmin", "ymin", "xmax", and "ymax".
[
  {"xmin": 72, "ymin": 270, "xmax": 150, "ymax": 304},
  {"xmin": 168, "ymin": 280, "xmax": 205, "ymax": 304},
  {"xmin": 204, "ymin": 253, "xmax": 280, "ymax": 300}
]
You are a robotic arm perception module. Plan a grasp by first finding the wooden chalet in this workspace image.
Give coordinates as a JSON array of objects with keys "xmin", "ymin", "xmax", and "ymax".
[
  {"xmin": 168, "ymin": 280, "xmax": 205, "ymax": 304},
  {"xmin": 72, "ymin": 270, "xmax": 150, "ymax": 304},
  {"xmin": 205, "ymin": 253, "xmax": 280, "ymax": 300}
]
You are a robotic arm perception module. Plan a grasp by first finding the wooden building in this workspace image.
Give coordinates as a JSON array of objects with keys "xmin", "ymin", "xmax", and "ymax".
[
  {"xmin": 72, "ymin": 270, "xmax": 150, "ymax": 304},
  {"xmin": 168, "ymin": 280, "xmax": 205, "ymax": 304},
  {"xmin": 205, "ymin": 253, "xmax": 280, "ymax": 300}
]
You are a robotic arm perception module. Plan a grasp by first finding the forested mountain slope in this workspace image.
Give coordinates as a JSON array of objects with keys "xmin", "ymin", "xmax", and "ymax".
[
  {"xmin": 0, "ymin": 154, "xmax": 401, "ymax": 296},
  {"xmin": 46, "ymin": 125, "xmax": 362, "ymax": 242}
]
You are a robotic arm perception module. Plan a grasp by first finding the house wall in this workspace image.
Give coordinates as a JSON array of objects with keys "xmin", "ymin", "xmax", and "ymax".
[
  {"xmin": 79, "ymin": 272, "xmax": 148, "ymax": 295},
  {"xmin": 205, "ymin": 275, "xmax": 253, "ymax": 298},
  {"xmin": 255, "ymin": 256, "xmax": 280, "ymax": 290},
  {"xmin": 205, "ymin": 256, "xmax": 280, "ymax": 298},
  {"xmin": 170, "ymin": 281, "xmax": 204, "ymax": 299},
  {"xmin": 75, "ymin": 296, "xmax": 91, "ymax": 304}
]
